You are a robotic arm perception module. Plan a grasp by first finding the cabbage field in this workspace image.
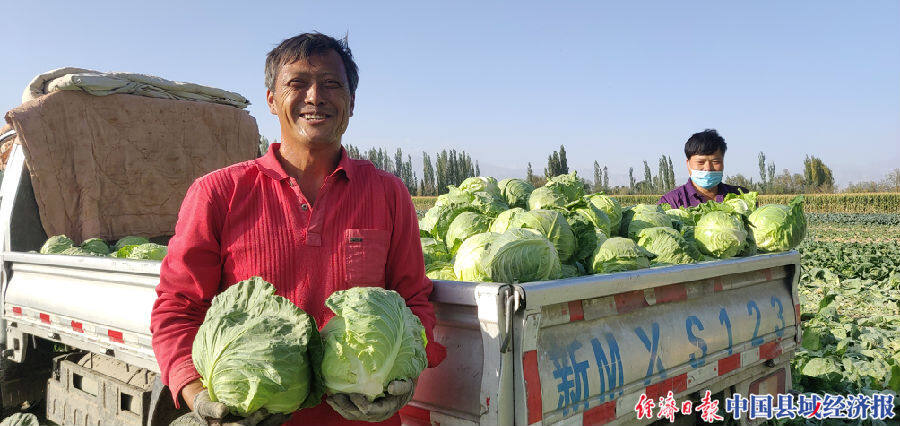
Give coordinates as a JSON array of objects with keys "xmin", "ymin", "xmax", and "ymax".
[{"xmin": 792, "ymin": 213, "xmax": 900, "ymax": 411}]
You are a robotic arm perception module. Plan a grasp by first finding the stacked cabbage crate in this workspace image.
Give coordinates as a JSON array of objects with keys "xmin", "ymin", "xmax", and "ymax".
[{"xmin": 419, "ymin": 173, "xmax": 806, "ymax": 284}]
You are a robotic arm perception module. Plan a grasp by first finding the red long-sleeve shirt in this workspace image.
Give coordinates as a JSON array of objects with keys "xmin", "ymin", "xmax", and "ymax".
[{"xmin": 150, "ymin": 143, "xmax": 444, "ymax": 425}]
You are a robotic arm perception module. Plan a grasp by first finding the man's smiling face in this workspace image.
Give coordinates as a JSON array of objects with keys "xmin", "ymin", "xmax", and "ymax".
[{"xmin": 266, "ymin": 49, "xmax": 355, "ymax": 148}]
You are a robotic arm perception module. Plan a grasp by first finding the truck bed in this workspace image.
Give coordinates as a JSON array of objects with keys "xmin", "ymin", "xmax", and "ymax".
[
  {"xmin": 2, "ymin": 251, "xmax": 159, "ymax": 371},
  {"xmin": 2, "ymin": 248, "xmax": 801, "ymax": 426},
  {"xmin": 406, "ymin": 251, "xmax": 801, "ymax": 426}
]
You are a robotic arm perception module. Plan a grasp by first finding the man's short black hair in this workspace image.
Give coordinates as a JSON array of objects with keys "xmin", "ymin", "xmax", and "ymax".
[
  {"xmin": 265, "ymin": 32, "xmax": 359, "ymax": 96},
  {"xmin": 684, "ymin": 129, "xmax": 727, "ymax": 159}
]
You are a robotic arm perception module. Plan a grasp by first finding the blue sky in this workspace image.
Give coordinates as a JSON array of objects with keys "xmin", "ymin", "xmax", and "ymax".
[{"xmin": 4, "ymin": 1, "xmax": 898, "ymax": 187}]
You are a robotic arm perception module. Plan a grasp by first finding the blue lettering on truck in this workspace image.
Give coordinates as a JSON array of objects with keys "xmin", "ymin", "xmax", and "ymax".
[
  {"xmin": 635, "ymin": 322, "xmax": 666, "ymax": 385},
  {"xmin": 591, "ymin": 334, "xmax": 623, "ymax": 400},
  {"xmin": 771, "ymin": 296, "xmax": 786, "ymax": 338},
  {"xmin": 551, "ymin": 340, "xmax": 590, "ymax": 415},
  {"xmin": 686, "ymin": 316, "xmax": 707, "ymax": 368},
  {"xmin": 543, "ymin": 292, "xmax": 793, "ymax": 416},
  {"xmin": 719, "ymin": 308, "xmax": 733, "ymax": 355},
  {"xmin": 747, "ymin": 300, "xmax": 763, "ymax": 347}
]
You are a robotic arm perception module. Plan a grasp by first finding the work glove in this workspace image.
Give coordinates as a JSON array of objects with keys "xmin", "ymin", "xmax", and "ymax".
[
  {"xmin": 326, "ymin": 379, "xmax": 417, "ymax": 422},
  {"xmin": 185, "ymin": 389, "xmax": 291, "ymax": 426}
]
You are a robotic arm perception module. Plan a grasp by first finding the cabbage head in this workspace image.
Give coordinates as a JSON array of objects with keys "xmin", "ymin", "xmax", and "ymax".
[
  {"xmin": 619, "ymin": 204, "xmax": 663, "ymax": 236},
  {"xmin": 435, "ymin": 186, "xmax": 473, "ymax": 205},
  {"xmin": 40, "ymin": 235, "xmax": 74, "ymax": 254},
  {"xmin": 748, "ymin": 196, "xmax": 806, "ymax": 252},
  {"xmin": 544, "ymin": 171, "xmax": 584, "ymax": 202},
  {"xmin": 471, "ymin": 191, "xmax": 509, "ymax": 217},
  {"xmin": 509, "ymin": 209, "xmax": 576, "ymax": 263},
  {"xmin": 482, "ymin": 228, "xmax": 561, "ymax": 283},
  {"xmin": 489, "ymin": 208, "xmax": 525, "ymax": 233},
  {"xmin": 694, "ymin": 211, "xmax": 748, "ymax": 258},
  {"xmin": 81, "ymin": 238, "xmax": 110, "ymax": 255},
  {"xmin": 527, "ymin": 186, "xmax": 568, "ymax": 211},
  {"xmin": 321, "ymin": 287, "xmax": 427, "ymax": 401},
  {"xmin": 0, "ymin": 413, "xmax": 38, "ymax": 426},
  {"xmin": 498, "ymin": 178, "xmax": 534, "ymax": 209},
  {"xmin": 421, "ymin": 238, "xmax": 450, "ymax": 266},
  {"xmin": 418, "ymin": 191, "xmax": 478, "ymax": 241},
  {"xmin": 664, "ymin": 208, "xmax": 693, "ymax": 230},
  {"xmin": 636, "ymin": 227, "xmax": 700, "ymax": 265},
  {"xmin": 686, "ymin": 199, "xmax": 739, "ymax": 224},
  {"xmin": 193, "ymin": 277, "xmax": 323, "ymax": 415},
  {"xmin": 445, "ymin": 212, "xmax": 494, "ymax": 255},
  {"xmin": 724, "ymin": 191, "xmax": 758, "ymax": 216},
  {"xmin": 563, "ymin": 207, "xmax": 608, "ymax": 264},
  {"xmin": 560, "ymin": 263, "xmax": 584, "ymax": 279},
  {"xmin": 591, "ymin": 237, "xmax": 654, "ymax": 274},
  {"xmin": 114, "ymin": 236, "xmax": 150, "ymax": 251},
  {"xmin": 585, "ymin": 194, "xmax": 623, "ymax": 235},
  {"xmin": 117, "ymin": 243, "xmax": 168, "ymax": 260},
  {"xmin": 458, "ymin": 176, "xmax": 501, "ymax": 198},
  {"xmin": 453, "ymin": 232, "xmax": 499, "ymax": 282},
  {"xmin": 627, "ymin": 210, "xmax": 672, "ymax": 239},
  {"xmin": 594, "ymin": 229, "xmax": 609, "ymax": 248},
  {"xmin": 425, "ymin": 261, "xmax": 456, "ymax": 280},
  {"xmin": 60, "ymin": 247, "xmax": 104, "ymax": 257},
  {"xmin": 571, "ymin": 199, "xmax": 612, "ymax": 236}
]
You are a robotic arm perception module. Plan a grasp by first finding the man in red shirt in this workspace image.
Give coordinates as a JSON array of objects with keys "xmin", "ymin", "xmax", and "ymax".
[{"xmin": 151, "ymin": 33, "xmax": 444, "ymax": 425}]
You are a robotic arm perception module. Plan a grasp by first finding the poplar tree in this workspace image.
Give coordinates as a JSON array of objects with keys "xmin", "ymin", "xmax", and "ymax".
[
  {"xmin": 758, "ymin": 152, "xmax": 768, "ymax": 191},
  {"xmin": 643, "ymin": 161, "xmax": 653, "ymax": 194},
  {"xmin": 527, "ymin": 162, "xmax": 535, "ymax": 185},
  {"xmin": 629, "ymin": 167, "xmax": 636, "ymax": 192},
  {"xmin": 422, "ymin": 152, "xmax": 435, "ymax": 196},
  {"xmin": 602, "ymin": 166, "xmax": 609, "ymax": 191},
  {"xmin": 559, "ymin": 145, "xmax": 569, "ymax": 174}
]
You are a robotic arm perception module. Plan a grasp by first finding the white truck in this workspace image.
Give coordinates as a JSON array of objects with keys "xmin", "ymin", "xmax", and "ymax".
[{"xmin": 0, "ymin": 109, "xmax": 801, "ymax": 425}]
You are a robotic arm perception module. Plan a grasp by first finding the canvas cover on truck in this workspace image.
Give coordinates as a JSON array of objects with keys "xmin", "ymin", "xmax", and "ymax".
[
  {"xmin": 4, "ymin": 90, "xmax": 259, "ymax": 243},
  {"xmin": 22, "ymin": 67, "xmax": 251, "ymax": 108}
]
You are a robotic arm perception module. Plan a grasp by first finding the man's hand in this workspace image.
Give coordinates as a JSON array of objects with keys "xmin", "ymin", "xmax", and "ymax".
[
  {"xmin": 183, "ymin": 389, "xmax": 290, "ymax": 426},
  {"xmin": 326, "ymin": 379, "xmax": 416, "ymax": 422}
]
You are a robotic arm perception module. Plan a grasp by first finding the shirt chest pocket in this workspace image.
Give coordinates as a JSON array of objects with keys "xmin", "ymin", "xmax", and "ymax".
[{"xmin": 344, "ymin": 229, "xmax": 391, "ymax": 285}]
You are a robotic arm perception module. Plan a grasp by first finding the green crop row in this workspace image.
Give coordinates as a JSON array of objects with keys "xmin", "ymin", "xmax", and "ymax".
[
  {"xmin": 806, "ymin": 212, "xmax": 900, "ymax": 227},
  {"xmin": 615, "ymin": 193, "xmax": 900, "ymax": 213},
  {"xmin": 759, "ymin": 193, "xmax": 900, "ymax": 214}
]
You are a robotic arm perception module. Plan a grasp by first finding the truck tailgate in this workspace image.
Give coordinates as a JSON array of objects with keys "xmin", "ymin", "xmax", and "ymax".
[{"xmin": 515, "ymin": 252, "xmax": 800, "ymax": 425}]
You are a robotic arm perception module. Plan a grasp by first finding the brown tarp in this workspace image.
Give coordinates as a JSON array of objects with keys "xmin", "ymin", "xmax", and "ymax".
[
  {"xmin": 5, "ymin": 91, "xmax": 259, "ymax": 243},
  {"xmin": 0, "ymin": 123, "xmax": 16, "ymax": 170}
]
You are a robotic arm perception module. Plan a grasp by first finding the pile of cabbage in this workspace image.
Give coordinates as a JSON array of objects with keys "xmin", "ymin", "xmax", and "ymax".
[
  {"xmin": 194, "ymin": 279, "xmax": 428, "ymax": 418},
  {"xmin": 420, "ymin": 175, "xmax": 806, "ymax": 283},
  {"xmin": 39, "ymin": 235, "xmax": 167, "ymax": 260}
]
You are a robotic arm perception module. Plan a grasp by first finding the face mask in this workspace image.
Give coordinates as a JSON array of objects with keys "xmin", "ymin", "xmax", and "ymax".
[{"xmin": 690, "ymin": 170, "xmax": 723, "ymax": 189}]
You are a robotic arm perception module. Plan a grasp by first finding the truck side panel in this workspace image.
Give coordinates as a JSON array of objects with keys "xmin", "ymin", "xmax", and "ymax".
[{"xmin": 514, "ymin": 254, "xmax": 801, "ymax": 425}]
